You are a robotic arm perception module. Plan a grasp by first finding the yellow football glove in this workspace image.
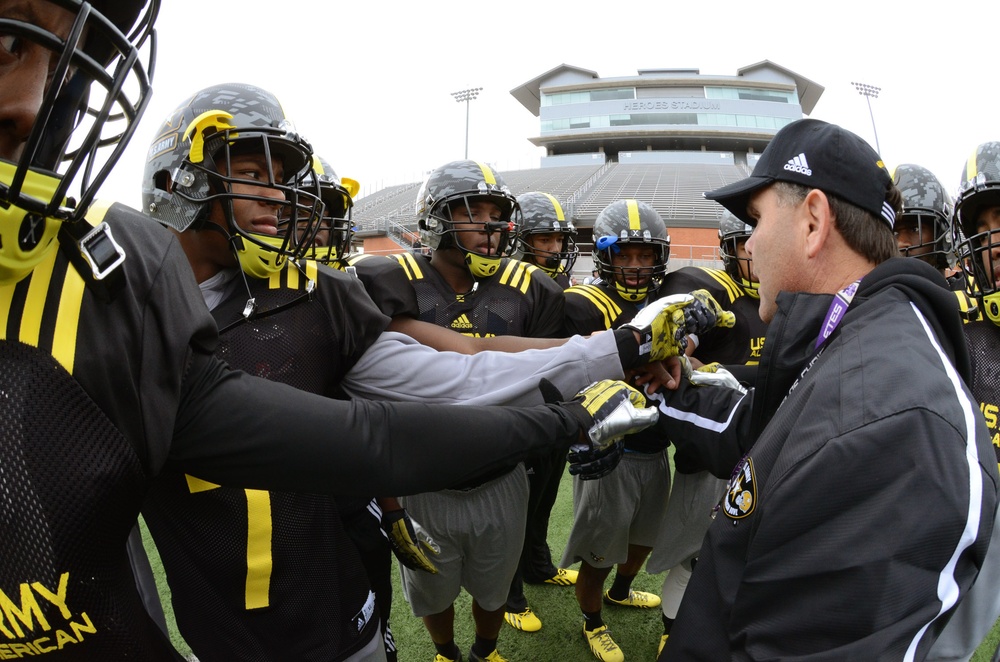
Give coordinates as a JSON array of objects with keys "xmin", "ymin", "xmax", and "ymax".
[{"xmin": 622, "ymin": 289, "xmax": 736, "ymax": 362}]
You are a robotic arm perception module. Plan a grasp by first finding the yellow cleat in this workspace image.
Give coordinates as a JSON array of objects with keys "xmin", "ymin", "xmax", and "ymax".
[
  {"xmin": 584, "ymin": 624, "xmax": 625, "ymax": 662},
  {"xmin": 603, "ymin": 588, "xmax": 661, "ymax": 609},
  {"xmin": 433, "ymin": 654, "xmax": 462, "ymax": 662},
  {"xmin": 504, "ymin": 607, "xmax": 542, "ymax": 632},
  {"xmin": 468, "ymin": 649, "xmax": 510, "ymax": 662},
  {"xmin": 543, "ymin": 567, "xmax": 579, "ymax": 586},
  {"xmin": 658, "ymin": 633, "xmax": 669, "ymax": 656}
]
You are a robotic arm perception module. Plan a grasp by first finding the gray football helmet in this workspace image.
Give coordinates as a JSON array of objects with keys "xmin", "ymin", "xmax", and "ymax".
[
  {"xmin": 954, "ymin": 142, "xmax": 1000, "ymax": 324},
  {"xmin": 890, "ymin": 164, "xmax": 955, "ymax": 270},
  {"xmin": 718, "ymin": 211, "xmax": 758, "ymax": 297},
  {"xmin": 415, "ymin": 160, "xmax": 520, "ymax": 278},
  {"xmin": 592, "ymin": 199, "xmax": 670, "ymax": 301},
  {"xmin": 515, "ymin": 191, "xmax": 578, "ymax": 277},
  {"xmin": 141, "ymin": 83, "xmax": 321, "ymax": 279}
]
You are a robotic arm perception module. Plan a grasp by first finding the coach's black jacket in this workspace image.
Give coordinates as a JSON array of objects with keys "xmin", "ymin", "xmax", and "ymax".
[{"xmin": 653, "ymin": 257, "xmax": 998, "ymax": 661}]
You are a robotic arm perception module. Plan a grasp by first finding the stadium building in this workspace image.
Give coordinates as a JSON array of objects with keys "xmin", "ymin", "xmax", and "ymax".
[{"xmin": 353, "ymin": 61, "xmax": 823, "ymax": 277}]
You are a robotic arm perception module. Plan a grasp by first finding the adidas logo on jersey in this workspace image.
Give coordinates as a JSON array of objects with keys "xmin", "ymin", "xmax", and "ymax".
[
  {"xmin": 783, "ymin": 153, "xmax": 812, "ymax": 176},
  {"xmin": 451, "ymin": 314, "xmax": 474, "ymax": 330}
]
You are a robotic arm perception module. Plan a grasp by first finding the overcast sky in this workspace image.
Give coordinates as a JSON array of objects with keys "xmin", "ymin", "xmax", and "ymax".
[{"xmin": 101, "ymin": 0, "xmax": 1000, "ymax": 210}]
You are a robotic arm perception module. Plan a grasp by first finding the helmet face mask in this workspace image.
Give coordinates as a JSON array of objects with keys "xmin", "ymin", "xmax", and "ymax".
[
  {"xmin": 516, "ymin": 191, "xmax": 578, "ymax": 277},
  {"xmin": 592, "ymin": 199, "xmax": 670, "ymax": 301},
  {"xmin": 956, "ymin": 210, "xmax": 1000, "ymax": 324},
  {"xmin": 416, "ymin": 160, "xmax": 520, "ymax": 279},
  {"xmin": 0, "ymin": 0, "xmax": 157, "ymax": 284},
  {"xmin": 143, "ymin": 83, "xmax": 323, "ymax": 279},
  {"xmin": 718, "ymin": 212, "xmax": 758, "ymax": 297}
]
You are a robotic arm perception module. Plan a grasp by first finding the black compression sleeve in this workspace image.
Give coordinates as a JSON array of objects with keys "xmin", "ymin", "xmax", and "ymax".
[{"xmin": 170, "ymin": 354, "xmax": 581, "ymax": 496}]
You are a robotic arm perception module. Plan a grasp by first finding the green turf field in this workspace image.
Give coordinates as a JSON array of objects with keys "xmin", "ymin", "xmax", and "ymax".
[{"xmin": 142, "ymin": 467, "xmax": 1000, "ymax": 662}]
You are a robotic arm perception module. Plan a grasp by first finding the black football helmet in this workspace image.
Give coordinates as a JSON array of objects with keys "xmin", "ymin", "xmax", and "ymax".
[
  {"xmin": 298, "ymin": 155, "xmax": 356, "ymax": 265},
  {"xmin": 592, "ymin": 199, "xmax": 670, "ymax": 302},
  {"xmin": 141, "ymin": 83, "xmax": 322, "ymax": 279},
  {"xmin": 718, "ymin": 211, "xmax": 758, "ymax": 298},
  {"xmin": 889, "ymin": 164, "xmax": 955, "ymax": 270},
  {"xmin": 515, "ymin": 191, "xmax": 578, "ymax": 277},
  {"xmin": 0, "ymin": 0, "xmax": 158, "ymax": 284},
  {"xmin": 415, "ymin": 160, "xmax": 520, "ymax": 278},
  {"xmin": 954, "ymin": 142, "xmax": 1000, "ymax": 324}
]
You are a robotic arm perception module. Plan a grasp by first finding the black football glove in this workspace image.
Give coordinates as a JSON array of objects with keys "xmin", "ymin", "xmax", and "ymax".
[
  {"xmin": 622, "ymin": 289, "xmax": 736, "ymax": 362},
  {"xmin": 380, "ymin": 508, "xmax": 440, "ymax": 574}
]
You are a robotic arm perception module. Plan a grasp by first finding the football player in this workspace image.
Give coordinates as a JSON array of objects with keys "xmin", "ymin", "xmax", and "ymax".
[
  {"xmin": 924, "ymin": 142, "xmax": 1000, "ymax": 661},
  {"xmin": 385, "ymin": 160, "xmax": 568, "ymax": 662},
  {"xmin": 0, "ymin": 4, "xmax": 662, "ymax": 658},
  {"xmin": 502, "ymin": 190, "xmax": 581, "ymax": 636},
  {"xmin": 890, "ymin": 163, "xmax": 979, "ymax": 321},
  {"xmin": 515, "ymin": 191, "xmax": 579, "ymax": 288},
  {"xmin": 561, "ymin": 199, "xmax": 674, "ymax": 662}
]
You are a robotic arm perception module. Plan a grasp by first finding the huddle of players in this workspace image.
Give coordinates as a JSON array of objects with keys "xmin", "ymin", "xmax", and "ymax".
[{"xmin": 135, "ymin": 80, "xmax": 1000, "ymax": 662}]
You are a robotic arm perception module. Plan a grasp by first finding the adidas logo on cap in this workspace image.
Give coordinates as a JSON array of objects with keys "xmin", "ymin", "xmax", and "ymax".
[{"xmin": 783, "ymin": 153, "xmax": 812, "ymax": 176}]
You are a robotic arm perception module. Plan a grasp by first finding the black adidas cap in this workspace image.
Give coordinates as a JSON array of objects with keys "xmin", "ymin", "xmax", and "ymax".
[{"xmin": 705, "ymin": 118, "xmax": 896, "ymax": 228}]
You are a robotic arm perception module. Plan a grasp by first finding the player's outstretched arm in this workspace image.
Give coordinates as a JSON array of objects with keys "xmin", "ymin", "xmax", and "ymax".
[{"xmin": 169, "ymin": 353, "xmax": 651, "ymax": 496}]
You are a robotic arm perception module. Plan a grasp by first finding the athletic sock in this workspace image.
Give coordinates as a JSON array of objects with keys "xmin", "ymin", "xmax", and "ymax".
[
  {"xmin": 662, "ymin": 612, "xmax": 675, "ymax": 635},
  {"xmin": 607, "ymin": 571, "xmax": 637, "ymax": 601},
  {"xmin": 434, "ymin": 640, "xmax": 461, "ymax": 660},
  {"xmin": 470, "ymin": 634, "xmax": 497, "ymax": 658},
  {"xmin": 583, "ymin": 609, "xmax": 605, "ymax": 631}
]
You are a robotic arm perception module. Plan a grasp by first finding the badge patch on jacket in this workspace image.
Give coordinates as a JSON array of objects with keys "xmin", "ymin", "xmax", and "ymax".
[{"xmin": 723, "ymin": 458, "xmax": 756, "ymax": 519}]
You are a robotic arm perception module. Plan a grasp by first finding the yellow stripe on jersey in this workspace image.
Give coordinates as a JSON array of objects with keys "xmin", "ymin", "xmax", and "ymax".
[
  {"xmin": 267, "ymin": 260, "xmax": 320, "ymax": 291},
  {"xmin": 697, "ymin": 267, "xmax": 742, "ymax": 304},
  {"xmin": 393, "ymin": 252, "xmax": 424, "ymax": 281},
  {"xmin": 22, "ymin": 243, "xmax": 59, "ymax": 347},
  {"xmin": 567, "ymin": 284, "xmax": 623, "ymax": 330},
  {"xmin": 245, "ymin": 489, "xmax": 273, "ymax": 609},
  {"xmin": 499, "ymin": 260, "xmax": 533, "ymax": 294},
  {"xmin": 626, "ymin": 200, "xmax": 642, "ymax": 232},
  {"xmin": 0, "ymin": 242, "xmax": 86, "ymax": 374},
  {"xmin": 52, "ymin": 263, "xmax": 85, "ymax": 373}
]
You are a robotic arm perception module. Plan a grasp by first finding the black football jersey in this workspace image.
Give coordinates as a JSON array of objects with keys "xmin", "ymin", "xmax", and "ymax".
[
  {"xmin": 660, "ymin": 267, "xmax": 768, "ymax": 366},
  {"xmin": 0, "ymin": 203, "xmax": 214, "ymax": 660},
  {"xmin": 142, "ymin": 261, "xmax": 389, "ymax": 661},
  {"xmin": 342, "ymin": 253, "xmax": 420, "ymax": 319},
  {"xmin": 391, "ymin": 253, "xmax": 566, "ymax": 339},
  {"xmin": 563, "ymin": 281, "xmax": 659, "ymax": 336},
  {"xmin": 965, "ymin": 321, "xmax": 1000, "ymax": 473}
]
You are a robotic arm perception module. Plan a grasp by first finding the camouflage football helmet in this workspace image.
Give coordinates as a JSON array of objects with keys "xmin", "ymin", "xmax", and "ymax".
[
  {"xmin": 297, "ymin": 156, "xmax": 356, "ymax": 265},
  {"xmin": 141, "ymin": 83, "xmax": 322, "ymax": 279},
  {"xmin": 889, "ymin": 164, "xmax": 955, "ymax": 270},
  {"xmin": 0, "ymin": 0, "xmax": 157, "ymax": 285},
  {"xmin": 415, "ymin": 160, "xmax": 520, "ymax": 278},
  {"xmin": 592, "ymin": 199, "xmax": 670, "ymax": 301},
  {"xmin": 515, "ymin": 191, "xmax": 578, "ymax": 277},
  {"xmin": 954, "ymin": 142, "xmax": 1000, "ymax": 324},
  {"xmin": 718, "ymin": 211, "xmax": 758, "ymax": 298}
]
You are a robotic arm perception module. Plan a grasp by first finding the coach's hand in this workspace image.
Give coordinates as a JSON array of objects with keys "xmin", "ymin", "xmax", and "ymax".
[
  {"xmin": 622, "ymin": 289, "xmax": 736, "ymax": 362},
  {"xmin": 381, "ymin": 508, "xmax": 440, "ymax": 574}
]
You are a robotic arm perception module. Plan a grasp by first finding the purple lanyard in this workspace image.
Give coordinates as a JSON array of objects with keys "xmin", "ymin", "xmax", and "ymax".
[{"xmin": 816, "ymin": 279, "xmax": 860, "ymax": 350}]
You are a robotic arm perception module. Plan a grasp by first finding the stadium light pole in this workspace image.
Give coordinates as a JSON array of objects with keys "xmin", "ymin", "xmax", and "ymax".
[
  {"xmin": 851, "ymin": 81, "xmax": 882, "ymax": 155},
  {"xmin": 451, "ymin": 87, "xmax": 482, "ymax": 159}
]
